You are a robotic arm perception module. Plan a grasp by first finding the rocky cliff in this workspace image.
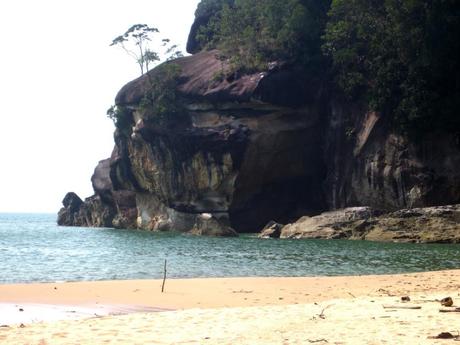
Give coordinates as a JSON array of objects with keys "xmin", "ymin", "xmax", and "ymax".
[{"xmin": 58, "ymin": 15, "xmax": 460, "ymax": 239}]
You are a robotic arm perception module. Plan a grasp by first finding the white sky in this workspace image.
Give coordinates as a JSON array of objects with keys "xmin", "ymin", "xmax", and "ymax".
[{"xmin": 0, "ymin": 0, "xmax": 200, "ymax": 213}]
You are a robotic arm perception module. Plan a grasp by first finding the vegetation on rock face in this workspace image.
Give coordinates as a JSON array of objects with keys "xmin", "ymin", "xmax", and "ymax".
[
  {"xmin": 196, "ymin": 0, "xmax": 330, "ymax": 74},
  {"xmin": 109, "ymin": 24, "xmax": 185, "ymax": 128},
  {"xmin": 106, "ymin": 104, "xmax": 132, "ymax": 131},
  {"xmin": 107, "ymin": 63, "xmax": 183, "ymax": 129},
  {"xmin": 192, "ymin": 0, "xmax": 460, "ymax": 135},
  {"xmin": 111, "ymin": 2, "xmax": 460, "ymax": 137},
  {"xmin": 323, "ymin": 0, "xmax": 460, "ymax": 134},
  {"xmin": 140, "ymin": 63, "xmax": 184, "ymax": 123}
]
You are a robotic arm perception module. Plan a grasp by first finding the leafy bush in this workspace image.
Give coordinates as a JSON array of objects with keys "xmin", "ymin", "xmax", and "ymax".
[
  {"xmin": 140, "ymin": 63, "xmax": 184, "ymax": 123},
  {"xmin": 107, "ymin": 105, "xmax": 132, "ymax": 131}
]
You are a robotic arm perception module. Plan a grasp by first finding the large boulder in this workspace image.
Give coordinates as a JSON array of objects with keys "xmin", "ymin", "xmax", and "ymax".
[
  {"xmin": 280, "ymin": 207, "xmax": 379, "ymax": 239},
  {"xmin": 57, "ymin": 192, "xmax": 84, "ymax": 226},
  {"xmin": 189, "ymin": 213, "xmax": 238, "ymax": 237},
  {"xmin": 258, "ymin": 221, "xmax": 284, "ymax": 239}
]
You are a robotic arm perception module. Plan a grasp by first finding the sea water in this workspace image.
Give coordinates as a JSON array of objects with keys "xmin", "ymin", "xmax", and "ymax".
[{"xmin": 1, "ymin": 213, "xmax": 460, "ymax": 283}]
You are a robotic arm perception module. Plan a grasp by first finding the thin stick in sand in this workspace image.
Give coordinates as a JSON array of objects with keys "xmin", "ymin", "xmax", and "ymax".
[
  {"xmin": 161, "ymin": 259, "xmax": 167, "ymax": 293},
  {"xmin": 382, "ymin": 305, "xmax": 422, "ymax": 310}
]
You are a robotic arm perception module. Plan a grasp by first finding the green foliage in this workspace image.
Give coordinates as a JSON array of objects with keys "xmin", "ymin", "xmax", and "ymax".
[
  {"xmin": 323, "ymin": 0, "xmax": 460, "ymax": 134},
  {"xmin": 111, "ymin": 24, "xmax": 183, "ymax": 75},
  {"xmin": 195, "ymin": 0, "xmax": 233, "ymax": 18},
  {"xmin": 140, "ymin": 63, "xmax": 184, "ymax": 123},
  {"xmin": 110, "ymin": 24, "xmax": 160, "ymax": 75},
  {"xmin": 196, "ymin": 0, "xmax": 330, "ymax": 73},
  {"xmin": 106, "ymin": 105, "xmax": 132, "ymax": 131},
  {"xmin": 193, "ymin": 0, "xmax": 233, "ymax": 54},
  {"xmin": 109, "ymin": 2, "xmax": 459, "ymax": 139},
  {"xmin": 193, "ymin": 0, "xmax": 460, "ymax": 135},
  {"xmin": 107, "ymin": 64, "xmax": 183, "ymax": 130}
]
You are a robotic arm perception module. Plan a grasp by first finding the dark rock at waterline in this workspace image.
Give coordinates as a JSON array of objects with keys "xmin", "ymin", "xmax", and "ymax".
[
  {"xmin": 57, "ymin": 192, "xmax": 84, "ymax": 226},
  {"xmin": 258, "ymin": 221, "xmax": 284, "ymax": 239},
  {"xmin": 58, "ymin": 193, "xmax": 115, "ymax": 228}
]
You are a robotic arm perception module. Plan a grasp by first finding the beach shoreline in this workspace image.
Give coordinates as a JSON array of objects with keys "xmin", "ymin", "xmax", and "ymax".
[{"xmin": 1, "ymin": 270, "xmax": 460, "ymax": 344}]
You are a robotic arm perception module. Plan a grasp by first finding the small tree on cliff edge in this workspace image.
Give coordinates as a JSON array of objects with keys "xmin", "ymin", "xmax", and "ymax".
[
  {"xmin": 110, "ymin": 24, "xmax": 159, "ymax": 75},
  {"xmin": 110, "ymin": 24, "xmax": 184, "ymax": 75}
]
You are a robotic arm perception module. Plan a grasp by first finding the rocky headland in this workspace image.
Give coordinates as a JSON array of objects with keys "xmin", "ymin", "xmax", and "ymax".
[{"xmin": 58, "ymin": 5, "xmax": 460, "ymax": 242}]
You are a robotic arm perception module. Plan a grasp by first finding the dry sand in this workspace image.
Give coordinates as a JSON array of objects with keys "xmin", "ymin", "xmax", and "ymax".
[{"xmin": 0, "ymin": 270, "xmax": 459, "ymax": 344}]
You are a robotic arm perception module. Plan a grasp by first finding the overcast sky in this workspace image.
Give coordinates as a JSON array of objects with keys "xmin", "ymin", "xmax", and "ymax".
[{"xmin": 0, "ymin": 0, "xmax": 200, "ymax": 213}]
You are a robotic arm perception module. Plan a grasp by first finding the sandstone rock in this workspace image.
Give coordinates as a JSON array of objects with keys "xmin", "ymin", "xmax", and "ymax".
[
  {"xmin": 281, "ymin": 204, "xmax": 460, "ymax": 243},
  {"xmin": 108, "ymin": 49, "xmax": 326, "ymax": 234},
  {"xmin": 189, "ymin": 214, "xmax": 238, "ymax": 237},
  {"xmin": 363, "ymin": 205, "xmax": 460, "ymax": 243},
  {"xmin": 258, "ymin": 221, "xmax": 284, "ymax": 239},
  {"xmin": 324, "ymin": 104, "xmax": 460, "ymax": 211},
  {"xmin": 280, "ymin": 207, "xmax": 379, "ymax": 239}
]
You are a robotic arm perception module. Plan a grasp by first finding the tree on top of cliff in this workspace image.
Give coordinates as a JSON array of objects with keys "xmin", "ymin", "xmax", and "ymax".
[
  {"xmin": 111, "ymin": 24, "xmax": 184, "ymax": 75},
  {"xmin": 193, "ymin": 0, "xmax": 330, "ymax": 74}
]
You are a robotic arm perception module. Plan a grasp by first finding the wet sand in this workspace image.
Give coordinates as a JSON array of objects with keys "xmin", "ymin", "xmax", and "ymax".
[{"xmin": 1, "ymin": 270, "xmax": 459, "ymax": 344}]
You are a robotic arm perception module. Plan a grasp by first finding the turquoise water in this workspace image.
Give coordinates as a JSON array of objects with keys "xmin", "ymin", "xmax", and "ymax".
[{"xmin": 1, "ymin": 213, "xmax": 460, "ymax": 283}]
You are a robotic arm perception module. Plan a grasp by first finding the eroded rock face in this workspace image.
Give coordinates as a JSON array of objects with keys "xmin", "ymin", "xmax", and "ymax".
[
  {"xmin": 323, "ymin": 104, "xmax": 460, "ymax": 211},
  {"xmin": 279, "ymin": 205, "xmax": 460, "ymax": 243},
  {"xmin": 59, "ymin": 51, "xmax": 326, "ymax": 234},
  {"xmin": 57, "ymin": 193, "xmax": 114, "ymax": 228},
  {"xmin": 58, "ymin": 37, "xmax": 460, "ymax": 239},
  {"xmin": 106, "ymin": 50, "xmax": 327, "ymax": 233},
  {"xmin": 58, "ymin": 160, "xmax": 136, "ymax": 230}
]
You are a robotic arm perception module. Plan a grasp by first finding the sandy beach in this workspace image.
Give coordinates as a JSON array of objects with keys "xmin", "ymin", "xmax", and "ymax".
[{"xmin": 1, "ymin": 270, "xmax": 460, "ymax": 344}]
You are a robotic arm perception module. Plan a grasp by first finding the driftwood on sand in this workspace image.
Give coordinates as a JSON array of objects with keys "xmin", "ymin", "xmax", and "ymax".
[
  {"xmin": 382, "ymin": 305, "xmax": 422, "ymax": 310},
  {"xmin": 439, "ymin": 308, "xmax": 460, "ymax": 313}
]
